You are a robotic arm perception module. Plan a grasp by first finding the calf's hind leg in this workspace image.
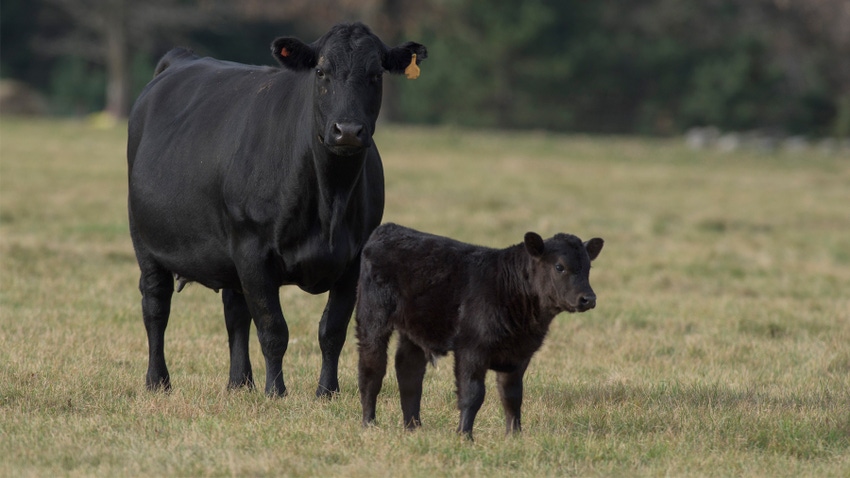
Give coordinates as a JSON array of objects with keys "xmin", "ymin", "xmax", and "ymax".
[
  {"xmin": 395, "ymin": 335, "xmax": 428, "ymax": 429},
  {"xmin": 357, "ymin": 330, "xmax": 391, "ymax": 427}
]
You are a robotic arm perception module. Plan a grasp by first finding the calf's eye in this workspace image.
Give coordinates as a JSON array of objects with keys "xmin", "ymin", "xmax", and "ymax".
[
  {"xmin": 555, "ymin": 264, "xmax": 565, "ymax": 273},
  {"xmin": 316, "ymin": 69, "xmax": 326, "ymax": 79}
]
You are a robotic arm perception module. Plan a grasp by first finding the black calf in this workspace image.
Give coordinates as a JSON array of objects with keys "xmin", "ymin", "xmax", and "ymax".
[{"xmin": 355, "ymin": 223, "xmax": 604, "ymax": 439}]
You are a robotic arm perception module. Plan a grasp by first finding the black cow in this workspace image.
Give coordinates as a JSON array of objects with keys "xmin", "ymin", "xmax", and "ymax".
[
  {"xmin": 356, "ymin": 223, "xmax": 604, "ymax": 439},
  {"xmin": 127, "ymin": 23, "xmax": 427, "ymax": 398}
]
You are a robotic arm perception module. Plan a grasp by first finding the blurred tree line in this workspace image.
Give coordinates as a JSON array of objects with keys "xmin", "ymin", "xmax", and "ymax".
[{"xmin": 2, "ymin": 0, "xmax": 848, "ymax": 136}]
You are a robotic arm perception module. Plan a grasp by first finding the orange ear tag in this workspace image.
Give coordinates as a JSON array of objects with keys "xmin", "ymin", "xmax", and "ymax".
[
  {"xmin": 404, "ymin": 53, "xmax": 420, "ymax": 80},
  {"xmin": 280, "ymin": 47, "xmax": 290, "ymax": 57}
]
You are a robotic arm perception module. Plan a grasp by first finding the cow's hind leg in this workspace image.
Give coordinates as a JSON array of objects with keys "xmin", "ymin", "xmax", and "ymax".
[
  {"xmin": 222, "ymin": 288, "xmax": 254, "ymax": 389},
  {"xmin": 316, "ymin": 263, "xmax": 359, "ymax": 398},
  {"xmin": 395, "ymin": 335, "xmax": 428, "ymax": 429},
  {"xmin": 139, "ymin": 265, "xmax": 174, "ymax": 391}
]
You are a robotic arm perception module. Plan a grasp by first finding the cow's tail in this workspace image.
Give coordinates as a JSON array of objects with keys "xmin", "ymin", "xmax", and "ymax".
[{"xmin": 153, "ymin": 47, "xmax": 196, "ymax": 77}]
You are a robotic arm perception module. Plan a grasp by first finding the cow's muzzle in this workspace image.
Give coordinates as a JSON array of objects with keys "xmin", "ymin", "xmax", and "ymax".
[{"xmin": 325, "ymin": 121, "xmax": 370, "ymax": 155}]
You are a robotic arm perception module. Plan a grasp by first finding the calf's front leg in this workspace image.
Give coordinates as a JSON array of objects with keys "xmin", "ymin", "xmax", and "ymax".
[
  {"xmin": 496, "ymin": 359, "xmax": 530, "ymax": 434},
  {"xmin": 454, "ymin": 350, "xmax": 488, "ymax": 440}
]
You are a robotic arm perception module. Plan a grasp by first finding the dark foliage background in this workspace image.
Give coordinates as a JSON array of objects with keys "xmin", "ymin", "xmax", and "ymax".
[{"xmin": 2, "ymin": 0, "xmax": 848, "ymax": 136}]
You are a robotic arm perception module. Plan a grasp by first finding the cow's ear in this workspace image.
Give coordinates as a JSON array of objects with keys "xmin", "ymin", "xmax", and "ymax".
[
  {"xmin": 584, "ymin": 238, "xmax": 604, "ymax": 261},
  {"xmin": 524, "ymin": 232, "xmax": 545, "ymax": 257},
  {"xmin": 384, "ymin": 42, "xmax": 428, "ymax": 78},
  {"xmin": 271, "ymin": 37, "xmax": 317, "ymax": 70}
]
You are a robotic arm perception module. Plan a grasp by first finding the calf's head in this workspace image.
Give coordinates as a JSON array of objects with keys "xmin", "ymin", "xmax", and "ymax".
[
  {"xmin": 272, "ymin": 23, "xmax": 427, "ymax": 156},
  {"xmin": 524, "ymin": 232, "xmax": 604, "ymax": 313}
]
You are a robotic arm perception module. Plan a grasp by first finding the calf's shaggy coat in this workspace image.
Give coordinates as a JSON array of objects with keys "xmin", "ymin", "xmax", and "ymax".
[{"xmin": 355, "ymin": 223, "xmax": 604, "ymax": 438}]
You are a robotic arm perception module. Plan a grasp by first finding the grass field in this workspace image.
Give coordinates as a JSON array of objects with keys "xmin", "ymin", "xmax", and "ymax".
[{"xmin": 1, "ymin": 118, "xmax": 849, "ymax": 477}]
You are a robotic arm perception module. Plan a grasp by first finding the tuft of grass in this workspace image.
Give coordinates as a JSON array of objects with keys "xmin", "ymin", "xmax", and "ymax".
[{"xmin": 2, "ymin": 118, "xmax": 849, "ymax": 476}]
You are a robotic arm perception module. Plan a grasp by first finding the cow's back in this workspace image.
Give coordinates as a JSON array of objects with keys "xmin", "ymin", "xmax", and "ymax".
[{"xmin": 129, "ymin": 49, "xmax": 300, "ymax": 174}]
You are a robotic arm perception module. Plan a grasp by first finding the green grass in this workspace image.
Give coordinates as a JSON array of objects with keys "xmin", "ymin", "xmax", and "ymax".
[{"xmin": 1, "ymin": 117, "xmax": 849, "ymax": 476}]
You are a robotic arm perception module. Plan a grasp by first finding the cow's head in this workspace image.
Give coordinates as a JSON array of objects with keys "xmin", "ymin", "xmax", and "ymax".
[
  {"xmin": 271, "ymin": 23, "xmax": 427, "ymax": 156},
  {"xmin": 524, "ymin": 232, "xmax": 604, "ymax": 314}
]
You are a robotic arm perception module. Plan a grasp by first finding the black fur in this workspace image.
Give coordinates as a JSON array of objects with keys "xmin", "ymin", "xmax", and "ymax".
[
  {"xmin": 127, "ymin": 23, "xmax": 426, "ymax": 398},
  {"xmin": 356, "ymin": 223, "xmax": 604, "ymax": 439}
]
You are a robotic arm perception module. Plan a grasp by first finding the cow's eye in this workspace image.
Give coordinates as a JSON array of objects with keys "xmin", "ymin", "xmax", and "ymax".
[
  {"xmin": 316, "ymin": 68, "xmax": 326, "ymax": 79},
  {"xmin": 555, "ymin": 264, "xmax": 565, "ymax": 273}
]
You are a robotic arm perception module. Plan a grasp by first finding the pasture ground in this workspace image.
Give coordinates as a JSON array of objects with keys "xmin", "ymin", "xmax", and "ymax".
[{"xmin": 1, "ymin": 118, "xmax": 849, "ymax": 476}]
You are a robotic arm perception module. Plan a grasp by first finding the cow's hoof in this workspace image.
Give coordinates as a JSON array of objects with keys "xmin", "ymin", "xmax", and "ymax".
[
  {"xmin": 145, "ymin": 377, "xmax": 172, "ymax": 393},
  {"xmin": 226, "ymin": 378, "xmax": 255, "ymax": 391},
  {"xmin": 315, "ymin": 386, "xmax": 339, "ymax": 399}
]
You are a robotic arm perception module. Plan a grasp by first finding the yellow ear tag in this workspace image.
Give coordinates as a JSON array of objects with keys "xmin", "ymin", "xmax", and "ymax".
[{"xmin": 404, "ymin": 54, "xmax": 420, "ymax": 80}]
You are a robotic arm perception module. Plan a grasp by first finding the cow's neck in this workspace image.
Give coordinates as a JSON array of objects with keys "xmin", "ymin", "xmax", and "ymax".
[{"xmin": 312, "ymin": 147, "xmax": 368, "ymax": 243}]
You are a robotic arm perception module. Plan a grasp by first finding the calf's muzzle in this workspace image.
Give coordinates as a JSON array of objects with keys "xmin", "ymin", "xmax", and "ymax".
[{"xmin": 577, "ymin": 293, "xmax": 596, "ymax": 311}]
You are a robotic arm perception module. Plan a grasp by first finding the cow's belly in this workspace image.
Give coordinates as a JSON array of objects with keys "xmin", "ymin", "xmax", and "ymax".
[{"xmin": 129, "ymin": 187, "xmax": 239, "ymax": 289}]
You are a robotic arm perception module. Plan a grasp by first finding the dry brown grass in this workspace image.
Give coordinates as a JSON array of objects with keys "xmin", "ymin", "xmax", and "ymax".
[{"xmin": 1, "ymin": 118, "xmax": 848, "ymax": 476}]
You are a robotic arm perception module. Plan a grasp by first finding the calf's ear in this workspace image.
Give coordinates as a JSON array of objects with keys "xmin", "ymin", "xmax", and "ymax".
[
  {"xmin": 584, "ymin": 238, "xmax": 604, "ymax": 261},
  {"xmin": 524, "ymin": 232, "xmax": 545, "ymax": 257},
  {"xmin": 384, "ymin": 42, "xmax": 428, "ymax": 77},
  {"xmin": 271, "ymin": 37, "xmax": 317, "ymax": 70}
]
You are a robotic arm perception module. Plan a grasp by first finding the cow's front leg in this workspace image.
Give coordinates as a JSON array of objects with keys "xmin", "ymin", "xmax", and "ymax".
[
  {"xmin": 454, "ymin": 350, "xmax": 488, "ymax": 440},
  {"xmin": 496, "ymin": 359, "xmax": 529, "ymax": 434},
  {"xmin": 222, "ymin": 288, "xmax": 254, "ymax": 389},
  {"xmin": 236, "ymin": 251, "xmax": 288, "ymax": 396},
  {"xmin": 316, "ymin": 263, "xmax": 359, "ymax": 398},
  {"xmin": 242, "ymin": 283, "xmax": 288, "ymax": 397}
]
